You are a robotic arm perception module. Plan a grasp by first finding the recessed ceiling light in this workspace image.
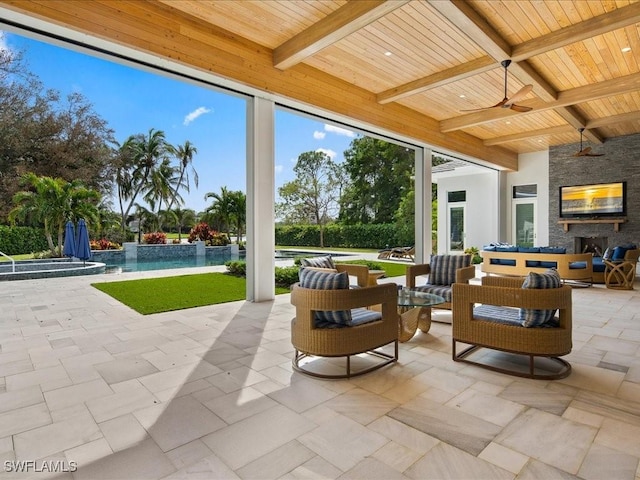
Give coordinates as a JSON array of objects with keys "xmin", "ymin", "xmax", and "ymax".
[
  {"xmin": 459, "ymin": 94, "xmax": 466, "ymax": 98},
  {"xmin": 622, "ymin": 46, "xmax": 631, "ymax": 52},
  {"xmin": 506, "ymin": 121, "xmax": 511, "ymax": 125},
  {"xmin": 384, "ymin": 51, "xmax": 392, "ymax": 56},
  {"xmin": 538, "ymin": 139, "xmax": 543, "ymax": 142}
]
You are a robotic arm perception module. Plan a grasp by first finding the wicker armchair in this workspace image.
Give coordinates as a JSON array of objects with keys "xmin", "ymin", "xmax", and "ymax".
[
  {"xmin": 452, "ymin": 276, "xmax": 572, "ymax": 379},
  {"xmin": 290, "ymin": 282, "xmax": 398, "ymax": 378},
  {"xmin": 406, "ymin": 254, "xmax": 475, "ymax": 312},
  {"xmin": 604, "ymin": 248, "xmax": 640, "ymax": 290}
]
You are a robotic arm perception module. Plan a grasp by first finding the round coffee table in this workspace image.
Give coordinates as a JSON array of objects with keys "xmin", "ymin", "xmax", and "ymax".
[{"xmin": 397, "ymin": 288, "xmax": 445, "ymax": 342}]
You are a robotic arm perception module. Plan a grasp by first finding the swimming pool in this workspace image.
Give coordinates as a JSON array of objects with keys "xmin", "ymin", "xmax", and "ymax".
[
  {"xmin": 104, "ymin": 256, "xmax": 233, "ymax": 273},
  {"xmin": 106, "ymin": 250, "xmax": 347, "ymax": 272}
]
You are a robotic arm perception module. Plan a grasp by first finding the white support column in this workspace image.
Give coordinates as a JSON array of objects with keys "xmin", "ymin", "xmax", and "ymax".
[
  {"xmin": 414, "ymin": 147, "xmax": 431, "ymax": 264},
  {"xmin": 246, "ymin": 97, "xmax": 275, "ymax": 302}
]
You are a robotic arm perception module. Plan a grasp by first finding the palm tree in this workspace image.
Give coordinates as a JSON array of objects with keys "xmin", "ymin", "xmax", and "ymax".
[
  {"xmin": 204, "ymin": 186, "xmax": 234, "ymax": 238},
  {"xmin": 8, "ymin": 173, "xmax": 100, "ymax": 256},
  {"xmin": 165, "ymin": 207, "xmax": 197, "ymax": 241},
  {"xmin": 116, "ymin": 128, "xmax": 170, "ymax": 230},
  {"xmin": 166, "ymin": 140, "xmax": 198, "ymax": 212},
  {"xmin": 143, "ymin": 157, "xmax": 182, "ymax": 230},
  {"xmin": 228, "ymin": 190, "xmax": 246, "ymax": 244}
]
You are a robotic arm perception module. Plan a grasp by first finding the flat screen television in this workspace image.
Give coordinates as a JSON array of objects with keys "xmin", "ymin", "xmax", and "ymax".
[{"xmin": 559, "ymin": 182, "xmax": 626, "ymax": 218}]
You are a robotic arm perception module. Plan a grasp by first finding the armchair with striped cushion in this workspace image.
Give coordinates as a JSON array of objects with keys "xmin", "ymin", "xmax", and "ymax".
[{"xmin": 405, "ymin": 254, "xmax": 475, "ymax": 311}]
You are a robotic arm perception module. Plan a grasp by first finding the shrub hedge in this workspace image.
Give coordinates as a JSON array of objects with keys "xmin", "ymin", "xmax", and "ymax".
[
  {"xmin": 275, "ymin": 223, "xmax": 413, "ymax": 249},
  {"xmin": 0, "ymin": 226, "xmax": 48, "ymax": 255}
]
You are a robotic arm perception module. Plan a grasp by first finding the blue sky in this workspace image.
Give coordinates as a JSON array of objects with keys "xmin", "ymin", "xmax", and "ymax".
[{"xmin": 2, "ymin": 31, "xmax": 358, "ymax": 213}]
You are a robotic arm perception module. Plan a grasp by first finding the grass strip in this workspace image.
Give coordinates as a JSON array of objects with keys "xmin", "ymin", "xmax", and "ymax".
[
  {"xmin": 337, "ymin": 260, "xmax": 408, "ymax": 278},
  {"xmin": 92, "ymin": 272, "xmax": 289, "ymax": 315}
]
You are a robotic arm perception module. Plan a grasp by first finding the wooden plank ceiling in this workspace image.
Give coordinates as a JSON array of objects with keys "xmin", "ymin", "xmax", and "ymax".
[{"xmin": 2, "ymin": 0, "xmax": 640, "ymax": 169}]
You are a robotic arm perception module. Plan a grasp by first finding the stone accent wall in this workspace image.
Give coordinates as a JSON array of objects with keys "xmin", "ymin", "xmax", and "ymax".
[{"xmin": 549, "ymin": 133, "xmax": 640, "ymax": 251}]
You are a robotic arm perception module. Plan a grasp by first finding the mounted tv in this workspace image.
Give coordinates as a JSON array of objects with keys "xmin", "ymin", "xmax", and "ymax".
[{"xmin": 559, "ymin": 182, "xmax": 626, "ymax": 218}]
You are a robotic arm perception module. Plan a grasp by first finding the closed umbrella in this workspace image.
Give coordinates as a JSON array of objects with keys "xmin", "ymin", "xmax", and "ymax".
[
  {"xmin": 63, "ymin": 221, "xmax": 76, "ymax": 260},
  {"xmin": 75, "ymin": 219, "xmax": 92, "ymax": 265}
]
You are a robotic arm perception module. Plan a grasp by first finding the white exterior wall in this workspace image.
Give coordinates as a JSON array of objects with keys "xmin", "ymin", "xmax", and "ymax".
[
  {"xmin": 437, "ymin": 171, "xmax": 499, "ymax": 253},
  {"xmin": 506, "ymin": 151, "xmax": 549, "ymax": 246}
]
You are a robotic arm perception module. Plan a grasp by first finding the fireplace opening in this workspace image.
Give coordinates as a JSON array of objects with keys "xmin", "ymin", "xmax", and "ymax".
[{"xmin": 575, "ymin": 236, "xmax": 608, "ymax": 256}]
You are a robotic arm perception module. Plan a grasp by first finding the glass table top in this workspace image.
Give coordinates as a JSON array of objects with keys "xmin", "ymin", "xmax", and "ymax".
[{"xmin": 397, "ymin": 287, "xmax": 445, "ymax": 308}]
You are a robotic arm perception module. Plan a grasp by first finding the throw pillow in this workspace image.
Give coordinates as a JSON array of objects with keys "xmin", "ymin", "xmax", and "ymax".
[
  {"xmin": 298, "ymin": 267, "xmax": 351, "ymax": 327},
  {"xmin": 300, "ymin": 255, "xmax": 336, "ymax": 269},
  {"xmin": 518, "ymin": 268, "xmax": 561, "ymax": 327}
]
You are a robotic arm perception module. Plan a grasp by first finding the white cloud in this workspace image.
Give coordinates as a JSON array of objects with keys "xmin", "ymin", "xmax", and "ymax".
[
  {"xmin": 313, "ymin": 130, "xmax": 326, "ymax": 140},
  {"xmin": 324, "ymin": 124, "xmax": 356, "ymax": 137},
  {"xmin": 316, "ymin": 148, "xmax": 337, "ymax": 159},
  {"xmin": 290, "ymin": 157, "xmax": 298, "ymax": 163},
  {"xmin": 275, "ymin": 165, "xmax": 284, "ymax": 174},
  {"xmin": 183, "ymin": 106, "xmax": 212, "ymax": 126}
]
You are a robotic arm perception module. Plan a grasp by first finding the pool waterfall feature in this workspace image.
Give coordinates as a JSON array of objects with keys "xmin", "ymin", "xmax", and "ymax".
[{"xmin": 0, "ymin": 242, "xmax": 240, "ymax": 281}]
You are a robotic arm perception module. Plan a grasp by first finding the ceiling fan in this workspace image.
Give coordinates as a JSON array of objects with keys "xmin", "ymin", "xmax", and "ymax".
[
  {"xmin": 462, "ymin": 59, "xmax": 533, "ymax": 113},
  {"xmin": 572, "ymin": 128, "xmax": 604, "ymax": 157}
]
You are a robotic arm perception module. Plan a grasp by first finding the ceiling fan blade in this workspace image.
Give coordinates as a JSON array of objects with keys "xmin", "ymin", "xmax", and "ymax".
[
  {"xmin": 505, "ymin": 84, "xmax": 533, "ymax": 105},
  {"xmin": 585, "ymin": 152, "xmax": 605, "ymax": 157},
  {"xmin": 460, "ymin": 98, "xmax": 508, "ymax": 112},
  {"xmin": 509, "ymin": 104, "xmax": 533, "ymax": 113},
  {"xmin": 572, "ymin": 147, "xmax": 592, "ymax": 157}
]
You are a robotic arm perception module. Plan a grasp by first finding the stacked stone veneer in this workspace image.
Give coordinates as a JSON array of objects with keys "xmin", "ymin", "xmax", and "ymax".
[
  {"xmin": 549, "ymin": 133, "xmax": 640, "ymax": 252},
  {"xmin": 90, "ymin": 242, "xmax": 238, "ymax": 263}
]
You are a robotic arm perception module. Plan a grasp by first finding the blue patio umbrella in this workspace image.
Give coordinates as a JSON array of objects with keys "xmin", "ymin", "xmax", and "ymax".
[
  {"xmin": 62, "ymin": 221, "xmax": 76, "ymax": 259},
  {"xmin": 75, "ymin": 219, "xmax": 91, "ymax": 265}
]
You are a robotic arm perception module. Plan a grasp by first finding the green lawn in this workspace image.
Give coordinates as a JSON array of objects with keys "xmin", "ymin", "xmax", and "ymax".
[
  {"xmin": 92, "ymin": 273, "xmax": 289, "ymax": 315},
  {"xmin": 337, "ymin": 259, "xmax": 408, "ymax": 278}
]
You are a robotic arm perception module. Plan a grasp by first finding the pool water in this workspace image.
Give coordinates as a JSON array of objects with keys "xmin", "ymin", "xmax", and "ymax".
[{"xmin": 105, "ymin": 256, "xmax": 231, "ymax": 273}]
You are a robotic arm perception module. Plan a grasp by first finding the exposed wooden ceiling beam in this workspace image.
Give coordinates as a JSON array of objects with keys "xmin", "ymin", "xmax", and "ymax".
[
  {"xmin": 377, "ymin": 56, "xmax": 495, "ymax": 104},
  {"xmin": 484, "ymin": 126, "xmax": 575, "ymax": 146},
  {"xmin": 587, "ymin": 111, "xmax": 640, "ymax": 129},
  {"xmin": 387, "ymin": 1, "xmax": 634, "ymax": 145},
  {"xmin": 441, "ymin": 73, "xmax": 640, "ymax": 132},
  {"xmin": 273, "ymin": 0, "xmax": 409, "ymax": 70},
  {"xmin": 511, "ymin": 2, "xmax": 640, "ymax": 61},
  {"xmin": 429, "ymin": 0, "xmax": 511, "ymax": 61}
]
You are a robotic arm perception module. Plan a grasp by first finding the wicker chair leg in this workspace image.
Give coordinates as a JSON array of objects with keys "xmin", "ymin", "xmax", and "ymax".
[{"xmin": 452, "ymin": 342, "xmax": 571, "ymax": 380}]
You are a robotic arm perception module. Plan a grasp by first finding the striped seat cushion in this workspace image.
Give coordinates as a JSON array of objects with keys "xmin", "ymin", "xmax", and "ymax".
[
  {"xmin": 474, "ymin": 305, "xmax": 559, "ymax": 328},
  {"xmin": 413, "ymin": 284, "xmax": 452, "ymax": 302}
]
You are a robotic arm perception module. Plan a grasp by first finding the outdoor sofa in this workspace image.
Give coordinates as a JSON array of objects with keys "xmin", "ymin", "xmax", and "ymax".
[{"xmin": 480, "ymin": 245, "xmax": 595, "ymax": 284}]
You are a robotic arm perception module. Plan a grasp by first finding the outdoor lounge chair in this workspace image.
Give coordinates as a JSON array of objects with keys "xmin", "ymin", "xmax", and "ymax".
[
  {"xmin": 378, "ymin": 245, "xmax": 414, "ymax": 261},
  {"xmin": 290, "ymin": 268, "xmax": 398, "ymax": 378},
  {"xmin": 452, "ymin": 274, "xmax": 572, "ymax": 379},
  {"xmin": 406, "ymin": 254, "xmax": 475, "ymax": 313}
]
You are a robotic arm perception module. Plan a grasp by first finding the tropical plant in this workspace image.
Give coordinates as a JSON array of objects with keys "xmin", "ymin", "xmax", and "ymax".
[
  {"xmin": 204, "ymin": 186, "xmax": 234, "ymax": 238},
  {"xmin": 166, "ymin": 140, "xmax": 198, "ymax": 212},
  {"xmin": 143, "ymin": 232, "xmax": 167, "ymax": 244},
  {"xmin": 227, "ymin": 190, "xmax": 246, "ymax": 243},
  {"xmin": 115, "ymin": 128, "xmax": 171, "ymax": 230},
  {"xmin": 165, "ymin": 207, "xmax": 197, "ymax": 241},
  {"xmin": 8, "ymin": 173, "xmax": 100, "ymax": 256}
]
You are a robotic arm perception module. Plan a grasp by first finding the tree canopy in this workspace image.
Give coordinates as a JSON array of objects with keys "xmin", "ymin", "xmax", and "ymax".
[
  {"xmin": 0, "ymin": 43, "xmax": 116, "ymax": 220},
  {"xmin": 277, "ymin": 150, "xmax": 343, "ymax": 247},
  {"xmin": 339, "ymin": 137, "xmax": 414, "ymax": 224}
]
